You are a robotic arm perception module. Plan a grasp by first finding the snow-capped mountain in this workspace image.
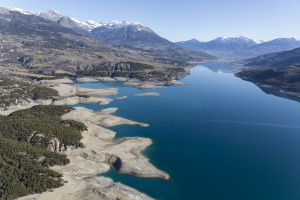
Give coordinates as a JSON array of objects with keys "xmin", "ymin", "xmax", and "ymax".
[
  {"xmin": 8, "ymin": 8, "xmax": 158, "ymax": 44},
  {"xmin": 89, "ymin": 20, "xmax": 159, "ymax": 47},
  {"xmin": 6, "ymin": 8, "xmax": 103, "ymax": 32},
  {"xmin": 177, "ymin": 36, "xmax": 300, "ymax": 59},
  {"xmin": 39, "ymin": 10, "xmax": 63, "ymax": 22},
  {"xmin": 10, "ymin": 7, "xmax": 39, "ymax": 16},
  {"xmin": 95, "ymin": 21, "xmax": 151, "ymax": 32},
  {"xmin": 3, "ymin": 7, "xmax": 214, "ymax": 61},
  {"xmin": 29, "ymin": 8, "xmax": 211, "ymax": 59},
  {"xmin": 19, "ymin": 8, "xmax": 151, "ymax": 34}
]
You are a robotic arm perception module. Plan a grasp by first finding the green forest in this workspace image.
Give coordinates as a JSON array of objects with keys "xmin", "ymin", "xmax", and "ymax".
[{"xmin": 0, "ymin": 105, "xmax": 86, "ymax": 200}]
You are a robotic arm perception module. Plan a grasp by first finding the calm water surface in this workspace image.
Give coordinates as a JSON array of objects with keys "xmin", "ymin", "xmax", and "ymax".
[{"xmin": 74, "ymin": 62, "xmax": 300, "ymax": 200}]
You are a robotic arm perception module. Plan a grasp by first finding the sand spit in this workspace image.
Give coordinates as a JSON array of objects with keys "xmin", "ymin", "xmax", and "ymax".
[
  {"xmin": 133, "ymin": 92, "xmax": 163, "ymax": 97},
  {"xmin": 123, "ymin": 80, "xmax": 165, "ymax": 89},
  {"xmin": 116, "ymin": 96, "xmax": 128, "ymax": 100},
  {"xmin": 19, "ymin": 106, "xmax": 168, "ymax": 200}
]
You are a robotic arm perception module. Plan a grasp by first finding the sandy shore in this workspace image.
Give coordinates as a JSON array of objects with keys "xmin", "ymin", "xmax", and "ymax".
[
  {"xmin": 12, "ymin": 82, "xmax": 169, "ymax": 200},
  {"xmin": 53, "ymin": 76, "xmax": 187, "ymax": 89}
]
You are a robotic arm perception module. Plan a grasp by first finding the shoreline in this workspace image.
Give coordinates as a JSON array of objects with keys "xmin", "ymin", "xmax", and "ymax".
[
  {"xmin": 44, "ymin": 77, "xmax": 187, "ymax": 89},
  {"xmin": 4, "ymin": 82, "xmax": 170, "ymax": 200},
  {"xmin": 236, "ymin": 74, "xmax": 300, "ymax": 103}
]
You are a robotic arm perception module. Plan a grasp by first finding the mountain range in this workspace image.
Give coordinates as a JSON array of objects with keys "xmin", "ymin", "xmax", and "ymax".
[
  {"xmin": 11, "ymin": 8, "xmax": 214, "ymax": 63},
  {"xmin": 177, "ymin": 36, "xmax": 300, "ymax": 59},
  {"xmin": 0, "ymin": 7, "xmax": 214, "ymax": 82}
]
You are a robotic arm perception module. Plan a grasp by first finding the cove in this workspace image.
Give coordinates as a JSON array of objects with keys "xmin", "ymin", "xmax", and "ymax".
[{"xmin": 74, "ymin": 62, "xmax": 300, "ymax": 200}]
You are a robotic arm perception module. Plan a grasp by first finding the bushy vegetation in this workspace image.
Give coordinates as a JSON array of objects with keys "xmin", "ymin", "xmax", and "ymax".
[
  {"xmin": 0, "ymin": 77, "xmax": 58, "ymax": 107},
  {"xmin": 0, "ymin": 105, "xmax": 87, "ymax": 199}
]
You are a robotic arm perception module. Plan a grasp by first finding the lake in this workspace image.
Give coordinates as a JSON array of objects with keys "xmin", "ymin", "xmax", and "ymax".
[{"xmin": 74, "ymin": 62, "xmax": 300, "ymax": 200}]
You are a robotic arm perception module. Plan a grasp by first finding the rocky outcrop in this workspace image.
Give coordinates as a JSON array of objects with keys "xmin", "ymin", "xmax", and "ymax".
[{"xmin": 47, "ymin": 137, "xmax": 67, "ymax": 152}]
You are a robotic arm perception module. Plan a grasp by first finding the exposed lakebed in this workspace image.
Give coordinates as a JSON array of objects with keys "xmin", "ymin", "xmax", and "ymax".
[{"xmin": 74, "ymin": 62, "xmax": 300, "ymax": 200}]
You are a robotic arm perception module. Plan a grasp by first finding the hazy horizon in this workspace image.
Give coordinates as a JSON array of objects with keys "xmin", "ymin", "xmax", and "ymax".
[{"xmin": 1, "ymin": 0, "xmax": 300, "ymax": 42}]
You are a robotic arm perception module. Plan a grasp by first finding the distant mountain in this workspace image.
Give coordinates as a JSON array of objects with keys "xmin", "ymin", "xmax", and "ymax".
[
  {"xmin": 247, "ymin": 38, "xmax": 300, "ymax": 54},
  {"xmin": 198, "ymin": 36, "xmax": 257, "ymax": 51},
  {"xmin": 176, "ymin": 39, "xmax": 204, "ymax": 51},
  {"xmin": 177, "ymin": 37, "xmax": 300, "ymax": 59}
]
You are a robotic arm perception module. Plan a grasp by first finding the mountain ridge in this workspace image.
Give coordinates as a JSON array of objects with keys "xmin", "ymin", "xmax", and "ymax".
[{"xmin": 177, "ymin": 37, "xmax": 300, "ymax": 59}]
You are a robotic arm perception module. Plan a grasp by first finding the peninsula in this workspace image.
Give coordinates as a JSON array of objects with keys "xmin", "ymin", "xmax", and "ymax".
[{"xmin": 0, "ymin": 77, "xmax": 169, "ymax": 200}]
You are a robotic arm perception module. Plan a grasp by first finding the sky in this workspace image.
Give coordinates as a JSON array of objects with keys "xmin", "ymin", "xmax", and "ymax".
[{"xmin": 0, "ymin": 0, "xmax": 300, "ymax": 42}]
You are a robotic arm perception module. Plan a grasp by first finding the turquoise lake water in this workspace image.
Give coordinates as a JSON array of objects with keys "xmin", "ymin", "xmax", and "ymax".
[{"xmin": 74, "ymin": 62, "xmax": 300, "ymax": 200}]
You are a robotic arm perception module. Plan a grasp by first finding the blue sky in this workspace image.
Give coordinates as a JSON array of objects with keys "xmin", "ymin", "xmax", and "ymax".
[{"xmin": 0, "ymin": 0, "xmax": 300, "ymax": 42}]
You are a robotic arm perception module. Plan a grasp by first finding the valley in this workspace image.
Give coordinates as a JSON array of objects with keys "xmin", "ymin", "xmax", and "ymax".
[{"xmin": 0, "ymin": 3, "xmax": 300, "ymax": 200}]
